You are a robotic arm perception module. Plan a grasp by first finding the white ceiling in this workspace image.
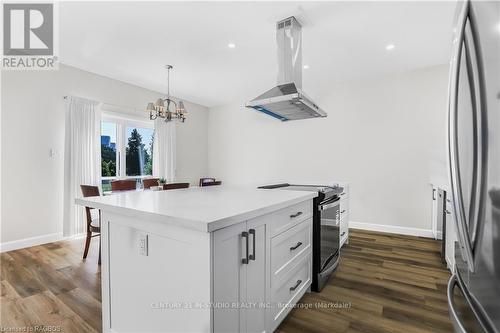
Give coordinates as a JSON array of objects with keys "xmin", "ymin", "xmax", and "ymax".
[{"xmin": 60, "ymin": 1, "xmax": 457, "ymax": 107}]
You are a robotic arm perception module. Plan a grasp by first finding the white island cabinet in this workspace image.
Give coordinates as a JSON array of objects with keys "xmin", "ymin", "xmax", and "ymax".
[{"xmin": 76, "ymin": 187, "xmax": 316, "ymax": 333}]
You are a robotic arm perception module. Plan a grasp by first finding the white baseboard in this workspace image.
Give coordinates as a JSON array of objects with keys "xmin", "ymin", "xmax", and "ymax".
[
  {"xmin": 350, "ymin": 221, "xmax": 436, "ymax": 238},
  {"xmin": 0, "ymin": 232, "xmax": 63, "ymax": 253}
]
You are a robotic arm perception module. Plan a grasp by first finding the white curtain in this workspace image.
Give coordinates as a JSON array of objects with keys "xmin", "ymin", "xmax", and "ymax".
[
  {"xmin": 153, "ymin": 119, "xmax": 176, "ymax": 181},
  {"xmin": 63, "ymin": 96, "xmax": 101, "ymax": 237}
]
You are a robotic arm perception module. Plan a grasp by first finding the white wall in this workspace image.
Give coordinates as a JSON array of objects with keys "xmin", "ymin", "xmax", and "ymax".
[
  {"xmin": 1, "ymin": 64, "xmax": 208, "ymax": 245},
  {"xmin": 0, "ymin": 63, "xmax": 449, "ymax": 246},
  {"xmin": 208, "ymin": 65, "xmax": 450, "ymax": 233}
]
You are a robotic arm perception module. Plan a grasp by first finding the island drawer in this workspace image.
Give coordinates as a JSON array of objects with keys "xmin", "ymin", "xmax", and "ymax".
[
  {"xmin": 270, "ymin": 218, "xmax": 312, "ymax": 282},
  {"xmin": 271, "ymin": 254, "xmax": 311, "ymax": 326},
  {"xmin": 264, "ymin": 200, "xmax": 313, "ymax": 237}
]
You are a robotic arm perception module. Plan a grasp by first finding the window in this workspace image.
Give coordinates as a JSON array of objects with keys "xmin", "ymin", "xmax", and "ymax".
[
  {"xmin": 100, "ymin": 115, "xmax": 154, "ymax": 191},
  {"xmin": 126, "ymin": 126, "xmax": 154, "ymax": 177},
  {"xmin": 101, "ymin": 122, "xmax": 117, "ymax": 178}
]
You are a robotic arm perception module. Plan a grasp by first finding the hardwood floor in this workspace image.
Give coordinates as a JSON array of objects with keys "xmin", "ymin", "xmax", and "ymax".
[
  {"xmin": 0, "ymin": 230, "xmax": 452, "ymax": 332},
  {"xmin": 277, "ymin": 229, "xmax": 453, "ymax": 333},
  {"xmin": 1, "ymin": 238, "xmax": 101, "ymax": 332}
]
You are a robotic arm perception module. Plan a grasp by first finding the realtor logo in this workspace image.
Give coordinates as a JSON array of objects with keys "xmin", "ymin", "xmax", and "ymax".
[
  {"xmin": 4, "ymin": 3, "xmax": 53, "ymax": 55},
  {"xmin": 2, "ymin": 3, "xmax": 58, "ymax": 69}
]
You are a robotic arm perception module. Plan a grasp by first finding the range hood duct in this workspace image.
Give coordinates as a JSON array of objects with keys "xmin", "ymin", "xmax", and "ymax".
[{"xmin": 246, "ymin": 17, "xmax": 327, "ymax": 121}]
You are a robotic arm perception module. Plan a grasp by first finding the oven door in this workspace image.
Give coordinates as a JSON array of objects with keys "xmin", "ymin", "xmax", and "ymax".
[{"xmin": 319, "ymin": 197, "xmax": 340, "ymax": 272}]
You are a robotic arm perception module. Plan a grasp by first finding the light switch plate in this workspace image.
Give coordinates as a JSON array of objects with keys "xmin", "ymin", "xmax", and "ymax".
[{"xmin": 139, "ymin": 234, "xmax": 148, "ymax": 256}]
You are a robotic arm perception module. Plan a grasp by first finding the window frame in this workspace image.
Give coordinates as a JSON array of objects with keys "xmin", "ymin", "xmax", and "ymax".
[{"xmin": 101, "ymin": 113, "xmax": 154, "ymax": 181}]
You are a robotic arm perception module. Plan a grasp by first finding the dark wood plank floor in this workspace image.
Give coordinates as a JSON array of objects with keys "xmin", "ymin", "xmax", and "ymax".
[
  {"xmin": 277, "ymin": 229, "xmax": 453, "ymax": 333},
  {"xmin": 1, "ymin": 229, "xmax": 452, "ymax": 332}
]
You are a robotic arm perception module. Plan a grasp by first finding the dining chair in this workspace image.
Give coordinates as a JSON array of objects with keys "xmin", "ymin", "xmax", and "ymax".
[
  {"xmin": 163, "ymin": 183, "xmax": 190, "ymax": 190},
  {"xmin": 199, "ymin": 178, "xmax": 215, "ymax": 186},
  {"xmin": 201, "ymin": 180, "xmax": 222, "ymax": 187},
  {"xmin": 111, "ymin": 179, "xmax": 137, "ymax": 191},
  {"xmin": 199, "ymin": 178, "xmax": 222, "ymax": 187},
  {"xmin": 80, "ymin": 185, "xmax": 101, "ymax": 264},
  {"xmin": 143, "ymin": 178, "xmax": 159, "ymax": 189}
]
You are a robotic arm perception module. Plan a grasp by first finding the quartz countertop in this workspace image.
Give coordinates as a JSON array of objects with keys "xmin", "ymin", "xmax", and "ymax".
[{"xmin": 76, "ymin": 186, "xmax": 316, "ymax": 232}]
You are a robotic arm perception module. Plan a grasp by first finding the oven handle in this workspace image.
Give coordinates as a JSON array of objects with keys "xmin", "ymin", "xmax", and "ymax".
[{"xmin": 319, "ymin": 200, "xmax": 340, "ymax": 211}]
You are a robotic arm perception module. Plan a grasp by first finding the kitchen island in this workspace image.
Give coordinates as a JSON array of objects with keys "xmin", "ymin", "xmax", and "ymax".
[{"xmin": 76, "ymin": 186, "xmax": 316, "ymax": 333}]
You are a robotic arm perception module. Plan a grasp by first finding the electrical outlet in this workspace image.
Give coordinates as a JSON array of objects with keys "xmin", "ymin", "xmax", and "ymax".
[{"xmin": 139, "ymin": 234, "xmax": 148, "ymax": 256}]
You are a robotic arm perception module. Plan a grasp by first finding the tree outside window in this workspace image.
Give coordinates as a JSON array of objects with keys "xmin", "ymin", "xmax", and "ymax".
[
  {"xmin": 125, "ymin": 128, "xmax": 154, "ymax": 176},
  {"xmin": 100, "ymin": 119, "xmax": 154, "ymax": 192}
]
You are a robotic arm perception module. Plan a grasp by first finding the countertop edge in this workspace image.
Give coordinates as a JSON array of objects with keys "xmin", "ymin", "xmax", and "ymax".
[
  {"xmin": 206, "ymin": 193, "xmax": 316, "ymax": 232},
  {"xmin": 75, "ymin": 197, "xmax": 209, "ymax": 231},
  {"xmin": 75, "ymin": 191, "xmax": 317, "ymax": 233}
]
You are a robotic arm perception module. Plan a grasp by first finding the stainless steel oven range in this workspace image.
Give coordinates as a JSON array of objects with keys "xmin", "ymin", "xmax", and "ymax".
[{"xmin": 258, "ymin": 183, "xmax": 343, "ymax": 291}]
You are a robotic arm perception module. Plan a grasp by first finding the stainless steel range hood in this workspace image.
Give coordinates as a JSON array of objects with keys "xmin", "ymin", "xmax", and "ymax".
[{"xmin": 246, "ymin": 17, "xmax": 327, "ymax": 121}]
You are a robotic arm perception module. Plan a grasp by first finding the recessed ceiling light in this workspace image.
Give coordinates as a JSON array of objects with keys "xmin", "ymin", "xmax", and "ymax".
[
  {"xmin": 227, "ymin": 43, "xmax": 236, "ymax": 49},
  {"xmin": 386, "ymin": 44, "xmax": 395, "ymax": 51},
  {"xmin": 303, "ymin": 64, "xmax": 310, "ymax": 69}
]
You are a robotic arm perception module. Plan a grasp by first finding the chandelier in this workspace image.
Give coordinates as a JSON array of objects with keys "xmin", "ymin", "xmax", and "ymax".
[{"xmin": 146, "ymin": 65, "xmax": 187, "ymax": 122}]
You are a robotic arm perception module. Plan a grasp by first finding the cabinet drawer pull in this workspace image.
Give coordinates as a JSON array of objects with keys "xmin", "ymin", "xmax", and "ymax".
[
  {"xmin": 341, "ymin": 210, "xmax": 346, "ymax": 214},
  {"xmin": 341, "ymin": 232, "xmax": 346, "ymax": 237},
  {"xmin": 290, "ymin": 279, "xmax": 302, "ymax": 292},
  {"xmin": 290, "ymin": 211, "xmax": 303, "ymax": 219},
  {"xmin": 290, "ymin": 242, "xmax": 303, "ymax": 251},
  {"xmin": 241, "ymin": 231, "xmax": 249, "ymax": 264},
  {"xmin": 249, "ymin": 229, "xmax": 256, "ymax": 261},
  {"xmin": 446, "ymin": 210, "xmax": 452, "ymax": 215}
]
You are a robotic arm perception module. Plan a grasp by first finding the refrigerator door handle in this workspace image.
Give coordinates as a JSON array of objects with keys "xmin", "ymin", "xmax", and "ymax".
[
  {"xmin": 447, "ymin": 275, "xmax": 468, "ymax": 333},
  {"xmin": 462, "ymin": 17, "xmax": 481, "ymax": 262},
  {"xmin": 448, "ymin": 0, "xmax": 476, "ymax": 273},
  {"xmin": 465, "ymin": 1, "xmax": 489, "ymax": 268},
  {"xmin": 448, "ymin": 273, "xmax": 495, "ymax": 332}
]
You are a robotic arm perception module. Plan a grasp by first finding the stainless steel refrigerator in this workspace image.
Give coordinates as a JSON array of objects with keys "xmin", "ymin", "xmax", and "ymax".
[{"xmin": 447, "ymin": 0, "xmax": 500, "ymax": 332}]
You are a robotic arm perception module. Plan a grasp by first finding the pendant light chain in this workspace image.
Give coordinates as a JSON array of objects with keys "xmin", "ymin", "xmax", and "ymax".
[
  {"xmin": 166, "ymin": 65, "xmax": 170, "ymax": 99},
  {"xmin": 145, "ymin": 64, "xmax": 186, "ymax": 122}
]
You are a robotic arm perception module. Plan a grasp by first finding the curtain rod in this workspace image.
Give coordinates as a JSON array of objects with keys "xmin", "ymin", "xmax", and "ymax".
[
  {"xmin": 63, "ymin": 95, "xmax": 142, "ymax": 113},
  {"xmin": 63, "ymin": 95, "xmax": 97, "ymax": 103}
]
